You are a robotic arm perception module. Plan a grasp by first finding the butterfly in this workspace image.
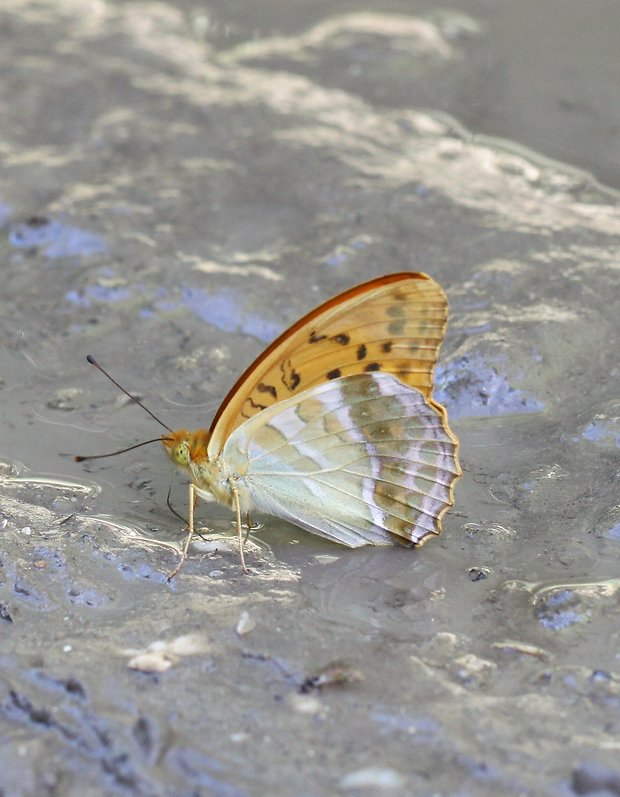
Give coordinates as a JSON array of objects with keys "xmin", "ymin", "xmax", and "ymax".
[{"xmin": 161, "ymin": 272, "xmax": 461, "ymax": 576}]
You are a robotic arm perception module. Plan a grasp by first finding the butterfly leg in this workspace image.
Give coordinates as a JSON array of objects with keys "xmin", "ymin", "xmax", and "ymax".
[
  {"xmin": 230, "ymin": 484, "xmax": 250, "ymax": 574},
  {"xmin": 243, "ymin": 511, "xmax": 252, "ymax": 543},
  {"xmin": 167, "ymin": 482, "xmax": 198, "ymax": 582},
  {"xmin": 241, "ymin": 511, "xmax": 264, "ymax": 535}
]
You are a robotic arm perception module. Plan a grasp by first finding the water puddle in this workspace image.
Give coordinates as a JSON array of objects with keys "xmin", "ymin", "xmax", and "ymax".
[
  {"xmin": 8, "ymin": 216, "xmax": 107, "ymax": 258},
  {"xmin": 505, "ymin": 578, "xmax": 620, "ymax": 633}
]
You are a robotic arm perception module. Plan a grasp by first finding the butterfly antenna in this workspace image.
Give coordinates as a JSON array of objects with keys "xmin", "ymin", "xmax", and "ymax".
[
  {"xmin": 86, "ymin": 354, "xmax": 173, "ymax": 432},
  {"xmin": 75, "ymin": 437, "xmax": 169, "ymax": 463}
]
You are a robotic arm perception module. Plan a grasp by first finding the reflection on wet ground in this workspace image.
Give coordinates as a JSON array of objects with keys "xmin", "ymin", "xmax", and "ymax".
[{"xmin": 1, "ymin": 1, "xmax": 619, "ymax": 795}]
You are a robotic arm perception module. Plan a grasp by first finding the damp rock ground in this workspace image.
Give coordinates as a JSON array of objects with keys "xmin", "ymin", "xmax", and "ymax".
[{"xmin": 1, "ymin": 2, "xmax": 619, "ymax": 796}]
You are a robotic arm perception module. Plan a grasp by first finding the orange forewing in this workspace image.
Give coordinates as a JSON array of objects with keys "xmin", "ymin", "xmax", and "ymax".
[{"xmin": 207, "ymin": 272, "xmax": 449, "ymax": 456}]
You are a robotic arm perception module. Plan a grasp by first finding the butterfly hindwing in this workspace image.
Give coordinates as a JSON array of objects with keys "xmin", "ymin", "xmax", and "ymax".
[{"xmin": 221, "ymin": 373, "xmax": 460, "ymax": 547}]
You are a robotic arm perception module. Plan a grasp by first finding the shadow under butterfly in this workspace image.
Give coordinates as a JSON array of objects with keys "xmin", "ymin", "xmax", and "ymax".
[{"xmin": 79, "ymin": 272, "xmax": 461, "ymax": 578}]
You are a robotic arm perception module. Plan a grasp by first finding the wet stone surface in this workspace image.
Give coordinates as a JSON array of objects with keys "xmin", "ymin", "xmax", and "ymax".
[{"xmin": 1, "ymin": 1, "xmax": 619, "ymax": 796}]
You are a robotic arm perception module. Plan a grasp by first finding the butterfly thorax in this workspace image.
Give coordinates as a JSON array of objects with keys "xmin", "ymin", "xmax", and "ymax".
[{"xmin": 162, "ymin": 428, "xmax": 240, "ymax": 506}]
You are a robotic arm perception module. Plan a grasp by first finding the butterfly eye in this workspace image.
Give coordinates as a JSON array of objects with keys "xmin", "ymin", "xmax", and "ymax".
[{"xmin": 172, "ymin": 442, "xmax": 191, "ymax": 467}]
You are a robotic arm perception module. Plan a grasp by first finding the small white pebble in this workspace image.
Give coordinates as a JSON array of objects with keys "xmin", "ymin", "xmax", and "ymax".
[
  {"xmin": 0, "ymin": 519, "xmax": 8, "ymax": 530},
  {"xmin": 313, "ymin": 554, "xmax": 340, "ymax": 564},
  {"xmin": 236, "ymin": 611, "xmax": 256, "ymax": 636},
  {"xmin": 167, "ymin": 634, "xmax": 208, "ymax": 656},
  {"xmin": 230, "ymin": 732, "xmax": 249, "ymax": 743},
  {"xmin": 63, "ymin": 645, "xmax": 72, "ymax": 653},
  {"xmin": 209, "ymin": 569, "xmax": 224, "ymax": 578},
  {"xmin": 123, "ymin": 635, "xmax": 208, "ymax": 662},
  {"xmin": 452, "ymin": 653, "xmax": 496, "ymax": 679},
  {"xmin": 287, "ymin": 693, "xmax": 324, "ymax": 715},
  {"xmin": 339, "ymin": 767, "xmax": 405, "ymax": 790},
  {"xmin": 454, "ymin": 653, "xmax": 492, "ymax": 672},
  {"xmin": 128, "ymin": 652, "xmax": 173, "ymax": 673},
  {"xmin": 21, "ymin": 526, "xmax": 32, "ymax": 535}
]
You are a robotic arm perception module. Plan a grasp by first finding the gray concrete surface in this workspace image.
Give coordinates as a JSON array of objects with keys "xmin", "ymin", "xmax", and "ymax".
[{"xmin": 1, "ymin": 2, "xmax": 619, "ymax": 796}]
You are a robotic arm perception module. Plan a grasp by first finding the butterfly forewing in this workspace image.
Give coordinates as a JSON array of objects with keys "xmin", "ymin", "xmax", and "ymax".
[
  {"xmin": 208, "ymin": 272, "xmax": 448, "ymax": 456},
  {"xmin": 221, "ymin": 373, "xmax": 460, "ymax": 547}
]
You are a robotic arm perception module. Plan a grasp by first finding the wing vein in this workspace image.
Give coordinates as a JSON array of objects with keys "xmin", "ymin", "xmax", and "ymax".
[{"xmin": 302, "ymin": 475, "xmax": 442, "ymax": 529}]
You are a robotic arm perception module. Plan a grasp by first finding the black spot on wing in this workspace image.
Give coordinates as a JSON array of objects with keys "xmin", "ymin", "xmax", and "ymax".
[
  {"xmin": 364, "ymin": 362, "xmax": 381, "ymax": 372},
  {"xmin": 327, "ymin": 368, "xmax": 341, "ymax": 379},
  {"xmin": 309, "ymin": 331, "xmax": 327, "ymax": 343},
  {"xmin": 331, "ymin": 333, "xmax": 350, "ymax": 345},
  {"xmin": 382, "ymin": 341, "xmax": 393, "ymax": 353},
  {"xmin": 280, "ymin": 360, "xmax": 301, "ymax": 391},
  {"xmin": 356, "ymin": 343, "xmax": 367, "ymax": 360},
  {"xmin": 257, "ymin": 382, "xmax": 277, "ymax": 399},
  {"xmin": 245, "ymin": 397, "xmax": 268, "ymax": 412}
]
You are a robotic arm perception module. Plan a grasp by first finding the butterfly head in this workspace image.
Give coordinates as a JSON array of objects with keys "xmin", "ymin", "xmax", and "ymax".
[{"xmin": 162, "ymin": 429, "xmax": 211, "ymax": 471}]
